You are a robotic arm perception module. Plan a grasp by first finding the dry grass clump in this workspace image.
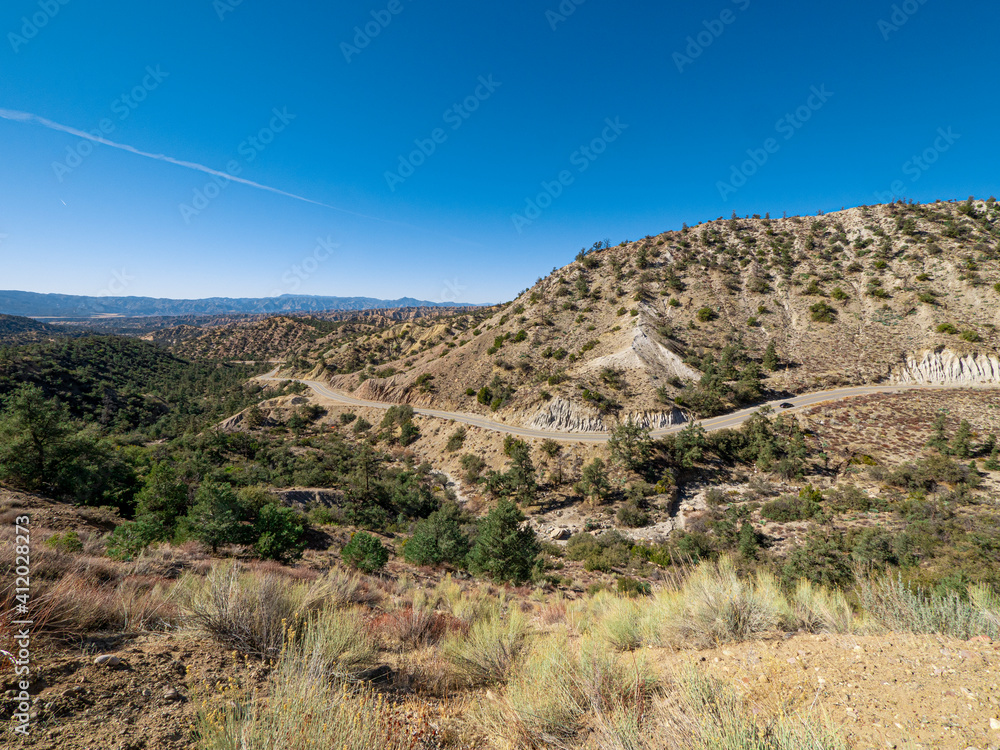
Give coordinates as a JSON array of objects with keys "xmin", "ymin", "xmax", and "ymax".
[
  {"xmin": 2, "ymin": 566, "xmax": 178, "ymax": 642},
  {"xmin": 301, "ymin": 566, "xmax": 382, "ymax": 611},
  {"xmin": 479, "ymin": 634, "xmax": 586, "ymax": 749},
  {"xmin": 371, "ymin": 605, "xmax": 467, "ymax": 651},
  {"xmin": 970, "ymin": 584, "xmax": 1000, "ymax": 632},
  {"xmin": 856, "ymin": 574, "xmax": 1000, "ymax": 639},
  {"xmin": 197, "ymin": 650, "xmax": 437, "ymax": 750},
  {"xmin": 477, "ymin": 633, "xmax": 657, "ymax": 750},
  {"xmin": 182, "ymin": 562, "xmax": 308, "ymax": 658},
  {"xmin": 442, "ymin": 605, "xmax": 530, "ymax": 687},
  {"xmin": 617, "ymin": 668, "xmax": 848, "ymax": 750},
  {"xmin": 297, "ymin": 605, "xmax": 378, "ymax": 681},
  {"xmin": 658, "ymin": 558, "xmax": 790, "ymax": 648},
  {"xmin": 791, "ymin": 580, "xmax": 856, "ymax": 634},
  {"xmin": 181, "ymin": 562, "xmax": 381, "ymax": 659},
  {"xmin": 115, "ymin": 575, "xmax": 179, "ymax": 631},
  {"xmin": 598, "ymin": 596, "xmax": 644, "ymax": 652}
]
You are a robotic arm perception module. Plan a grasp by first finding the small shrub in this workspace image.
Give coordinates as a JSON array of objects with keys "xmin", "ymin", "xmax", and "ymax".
[
  {"xmin": 696, "ymin": 307, "xmax": 717, "ymax": 322},
  {"xmin": 661, "ymin": 559, "xmax": 789, "ymax": 647},
  {"xmin": 342, "ymin": 532, "xmax": 389, "ymax": 574},
  {"xmin": 254, "ymin": 503, "xmax": 306, "ymax": 562},
  {"xmin": 760, "ymin": 486, "xmax": 822, "ymax": 522},
  {"xmin": 443, "ymin": 608, "xmax": 530, "ymax": 686},
  {"xmin": 856, "ymin": 574, "xmax": 999, "ymax": 640},
  {"xmin": 616, "ymin": 577, "xmax": 652, "ymax": 598},
  {"xmin": 45, "ymin": 530, "xmax": 83, "ymax": 554},
  {"xmin": 809, "ymin": 301, "xmax": 837, "ymax": 323},
  {"xmin": 185, "ymin": 563, "xmax": 300, "ymax": 658},
  {"xmin": 616, "ymin": 500, "xmax": 651, "ymax": 528},
  {"xmin": 445, "ymin": 427, "xmax": 467, "ymax": 452}
]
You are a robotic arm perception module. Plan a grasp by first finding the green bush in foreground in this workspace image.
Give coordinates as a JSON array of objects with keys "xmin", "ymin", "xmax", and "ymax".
[
  {"xmin": 254, "ymin": 503, "xmax": 306, "ymax": 562},
  {"xmin": 466, "ymin": 500, "xmax": 540, "ymax": 584},
  {"xmin": 342, "ymin": 532, "xmax": 389, "ymax": 574},
  {"xmin": 403, "ymin": 502, "xmax": 471, "ymax": 567}
]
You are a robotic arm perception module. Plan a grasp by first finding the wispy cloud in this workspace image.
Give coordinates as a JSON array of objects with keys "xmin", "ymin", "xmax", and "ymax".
[
  {"xmin": 1, "ymin": 107, "xmax": 364, "ymax": 219},
  {"xmin": 0, "ymin": 107, "xmax": 484, "ymax": 246}
]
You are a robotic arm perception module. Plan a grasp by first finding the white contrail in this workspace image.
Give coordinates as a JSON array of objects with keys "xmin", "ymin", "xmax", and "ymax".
[
  {"xmin": 0, "ymin": 107, "xmax": 363, "ymax": 218},
  {"xmin": 0, "ymin": 106, "xmax": 486, "ymax": 246}
]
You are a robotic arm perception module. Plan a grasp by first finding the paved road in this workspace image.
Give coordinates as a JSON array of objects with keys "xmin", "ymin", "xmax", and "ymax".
[{"xmin": 261, "ymin": 370, "xmax": 991, "ymax": 445}]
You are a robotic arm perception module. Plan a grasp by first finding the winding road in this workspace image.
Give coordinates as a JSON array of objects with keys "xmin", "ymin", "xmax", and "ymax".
[{"xmin": 261, "ymin": 371, "xmax": 990, "ymax": 445}]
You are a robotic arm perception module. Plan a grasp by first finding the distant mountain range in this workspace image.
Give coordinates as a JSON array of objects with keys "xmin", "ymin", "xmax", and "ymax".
[{"xmin": 0, "ymin": 291, "xmax": 479, "ymax": 319}]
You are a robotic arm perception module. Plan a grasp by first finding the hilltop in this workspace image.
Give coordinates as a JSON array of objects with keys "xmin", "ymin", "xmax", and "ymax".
[
  {"xmin": 0, "ymin": 314, "xmax": 74, "ymax": 345},
  {"xmin": 301, "ymin": 199, "xmax": 1000, "ymax": 431}
]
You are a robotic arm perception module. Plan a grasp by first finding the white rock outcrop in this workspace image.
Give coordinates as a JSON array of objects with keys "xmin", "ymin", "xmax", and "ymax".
[
  {"xmin": 527, "ymin": 398, "xmax": 606, "ymax": 431},
  {"xmin": 527, "ymin": 397, "xmax": 686, "ymax": 433},
  {"xmin": 893, "ymin": 349, "xmax": 1000, "ymax": 385},
  {"xmin": 585, "ymin": 325, "xmax": 701, "ymax": 382}
]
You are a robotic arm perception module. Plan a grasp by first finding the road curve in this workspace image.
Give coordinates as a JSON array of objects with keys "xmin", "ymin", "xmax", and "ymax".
[{"xmin": 260, "ymin": 370, "xmax": 995, "ymax": 445}]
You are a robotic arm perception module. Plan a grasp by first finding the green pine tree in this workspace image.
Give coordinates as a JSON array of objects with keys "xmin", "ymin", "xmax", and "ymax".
[
  {"xmin": 762, "ymin": 341, "xmax": 780, "ymax": 371},
  {"xmin": 184, "ymin": 482, "xmax": 246, "ymax": 554},
  {"xmin": 984, "ymin": 445, "xmax": 1000, "ymax": 472},
  {"xmin": 467, "ymin": 500, "xmax": 540, "ymax": 584},
  {"xmin": 950, "ymin": 420, "xmax": 973, "ymax": 458},
  {"xmin": 579, "ymin": 458, "xmax": 611, "ymax": 504},
  {"xmin": 928, "ymin": 412, "xmax": 949, "ymax": 451},
  {"xmin": 403, "ymin": 502, "xmax": 471, "ymax": 567}
]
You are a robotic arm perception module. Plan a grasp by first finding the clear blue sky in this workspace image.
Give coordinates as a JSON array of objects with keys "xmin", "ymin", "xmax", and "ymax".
[{"xmin": 1, "ymin": 0, "xmax": 997, "ymax": 303}]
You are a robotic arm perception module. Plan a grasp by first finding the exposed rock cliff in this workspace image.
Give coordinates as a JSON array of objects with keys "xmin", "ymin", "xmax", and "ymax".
[
  {"xmin": 892, "ymin": 348, "xmax": 1000, "ymax": 385},
  {"xmin": 528, "ymin": 397, "xmax": 686, "ymax": 433}
]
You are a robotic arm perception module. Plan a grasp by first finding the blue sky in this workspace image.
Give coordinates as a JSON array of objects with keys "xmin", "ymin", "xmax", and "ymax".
[{"xmin": 0, "ymin": 0, "xmax": 997, "ymax": 304}]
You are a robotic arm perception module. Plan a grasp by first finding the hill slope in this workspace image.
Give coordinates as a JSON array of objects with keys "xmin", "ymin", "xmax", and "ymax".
[
  {"xmin": 0, "ymin": 335, "xmax": 267, "ymax": 435},
  {"xmin": 0, "ymin": 313, "xmax": 73, "ymax": 345},
  {"xmin": 304, "ymin": 199, "xmax": 1000, "ymax": 431},
  {"xmin": 141, "ymin": 308, "xmax": 490, "ymax": 361}
]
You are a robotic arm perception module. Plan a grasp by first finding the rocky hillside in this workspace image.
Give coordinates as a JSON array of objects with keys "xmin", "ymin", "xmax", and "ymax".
[
  {"xmin": 142, "ymin": 316, "xmax": 332, "ymax": 360},
  {"xmin": 302, "ymin": 199, "xmax": 1000, "ymax": 431},
  {"xmin": 142, "ymin": 308, "xmax": 490, "ymax": 361}
]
